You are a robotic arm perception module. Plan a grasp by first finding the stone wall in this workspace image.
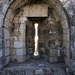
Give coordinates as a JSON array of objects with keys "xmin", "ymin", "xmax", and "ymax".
[{"xmin": 0, "ymin": 0, "xmax": 75, "ymax": 74}]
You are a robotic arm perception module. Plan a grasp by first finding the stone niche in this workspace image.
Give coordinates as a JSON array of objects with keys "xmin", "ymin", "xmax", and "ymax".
[{"xmin": 10, "ymin": 3, "xmax": 64, "ymax": 63}]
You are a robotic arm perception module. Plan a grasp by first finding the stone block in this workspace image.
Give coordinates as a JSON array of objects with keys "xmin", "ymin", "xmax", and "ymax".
[
  {"xmin": 23, "ymin": 4, "xmax": 48, "ymax": 17},
  {"xmin": 0, "ymin": 50, "xmax": 2, "ymax": 57},
  {"xmin": 5, "ymin": 48, "xmax": 10, "ymax": 57},
  {"xmin": 49, "ymin": 56, "xmax": 58, "ymax": 63},
  {"xmin": 16, "ymin": 49, "xmax": 26, "ymax": 56},
  {"xmin": 14, "ymin": 41, "xmax": 25, "ymax": 48},
  {"xmin": 20, "ymin": 24, "xmax": 26, "ymax": 30}
]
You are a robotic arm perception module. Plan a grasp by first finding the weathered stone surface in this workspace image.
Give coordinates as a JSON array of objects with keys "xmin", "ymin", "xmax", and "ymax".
[
  {"xmin": 44, "ymin": 68, "xmax": 52, "ymax": 75},
  {"xmin": 12, "ymin": 55, "xmax": 26, "ymax": 62},
  {"xmin": 53, "ymin": 68, "xmax": 66, "ymax": 75},
  {"xmin": 23, "ymin": 4, "xmax": 48, "ymax": 17},
  {"xmin": 0, "ymin": 0, "xmax": 75, "ymax": 74},
  {"xmin": 42, "ymin": 54, "xmax": 48, "ymax": 61},
  {"xmin": 5, "ymin": 40, "xmax": 10, "ymax": 48},
  {"xmin": 14, "ymin": 42, "xmax": 25, "ymax": 48},
  {"xmin": 35, "ymin": 69, "xmax": 44, "ymax": 75},
  {"xmin": 16, "ymin": 49, "xmax": 26, "ymax": 56},
  {"xmin": 26, "ymin": 69, "xmax": 34, "ymax": 75},
  {"xmin": 71, "ymin": 60, "xmax": 75, "ymax": 70}
]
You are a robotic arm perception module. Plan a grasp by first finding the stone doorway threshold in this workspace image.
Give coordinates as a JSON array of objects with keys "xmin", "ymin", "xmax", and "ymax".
[{"xmin": 0, "ymin": 59, "xmax": 66, "ymax": 75}]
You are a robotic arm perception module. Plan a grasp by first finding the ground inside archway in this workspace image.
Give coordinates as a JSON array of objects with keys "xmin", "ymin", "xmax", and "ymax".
[{"xmin": 0, "ymin": 59, "xmax": 66, "ymax": 75}]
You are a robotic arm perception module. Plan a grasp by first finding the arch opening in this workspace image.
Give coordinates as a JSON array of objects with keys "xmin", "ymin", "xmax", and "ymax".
[{"xmin": 3, "ymin": 0, "xmax": 71, "ymax": 68}]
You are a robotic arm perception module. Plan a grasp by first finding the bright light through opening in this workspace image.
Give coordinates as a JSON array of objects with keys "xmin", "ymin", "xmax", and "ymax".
[{"xmin": 34, "ymin": 23, "xmax": 39, "ymax": 56}]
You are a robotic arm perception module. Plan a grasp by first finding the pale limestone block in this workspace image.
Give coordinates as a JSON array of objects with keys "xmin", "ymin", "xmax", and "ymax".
[
  {"xmin": 20, "ymin": 24, "xmax": 26, "ymax": 30},
  {"xmin": 23, "ymin": 4, "xmax": 48, "ymax": 17},
  {"xmin": 14, "ymin": 41, "xmax": 25, "ymax": 48},
  {"xmin": 16, "ymin": 48, "xmax": 26, "ymax": 56}
]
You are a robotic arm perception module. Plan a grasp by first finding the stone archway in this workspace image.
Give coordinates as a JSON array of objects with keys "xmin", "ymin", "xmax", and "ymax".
[{"xmin": 2, "ymin": 0, "xmax": 70, "ymax": 69}]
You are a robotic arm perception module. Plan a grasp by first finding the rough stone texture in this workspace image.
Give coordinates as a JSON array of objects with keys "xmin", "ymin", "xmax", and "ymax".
[
  {"xmin": 0, "ymin": 59, "xmax": 66, "ymax": 75},
  {"xmin": 0, "ymin": 0, "xmax": 75, "ymax": 74},
  {"xmin": 35, "ymin": 69, "xmax": 44, "ymax": 75}
]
